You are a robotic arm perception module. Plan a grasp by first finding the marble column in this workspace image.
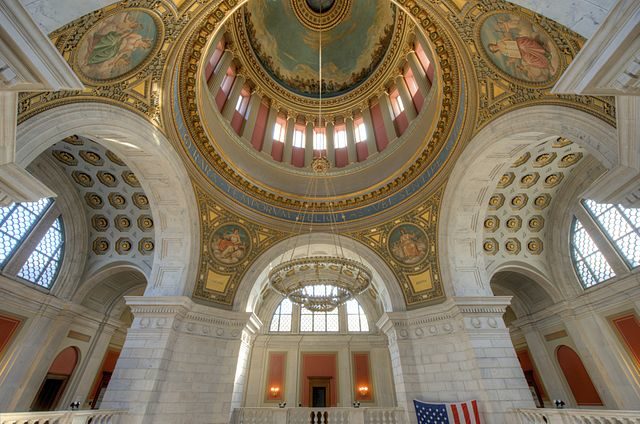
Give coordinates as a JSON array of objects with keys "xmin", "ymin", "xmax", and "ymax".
[
  {"xmin": 283, "ymin": 116, "xmax": 295, "ymax": 164},
  {"xmin": 561, "ymin": 310, "xmax": 640, "ymax": 409},
  {"xmin": 222, "ymin": 75, "xmax": 246, "ymax": 121},
  {"xmin": 262, "ymin": 105, "xmax": 278, "ymax": 156},
  {"xmin": 395, "ymin": 75, "xmax": 417, "ymax": 120},
  {"xmin": 360, "ymin": 107, "xmax": 377, "ymax": 157},
  {"xmin": 207, "ymin": 50, "xmax": 233, "ymax": 94},
  {"xmin": 326, "ymin": 121, "xmax": 335, "ymax": 167},
  {"xmin": 101, "ymin": 296, "xmax": 260, "ymax": 424},
  {"xmin": 305, "ymin": 121, "xmax": 314, "ymax": 167},
  {"xmin": 407, "ymin": 51, "xmax": 432, "ymax": 93},
  {"xmin": 345, "ymin": 117, "xmax": 357, "ymax": 164},
  {"xmin": 0, "ymin": 306, "xmax": 75, "ymax": 411},
  {"xmin": 242, "ymin": 91, "xmax": 262, "ymax": 142},
  {"xmin": 520, "ymin": 323, "xmax": 571, "ymax": 406},
  {"xmin": 378, "ymin": 297, "xmax": 534, "ymax": 424},
  {"xmin": 379, "ymin": 93, "xmax": 398, "ymax": 142}
]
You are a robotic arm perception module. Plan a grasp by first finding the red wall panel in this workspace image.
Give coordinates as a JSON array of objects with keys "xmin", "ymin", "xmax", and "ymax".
[
  {"xmin": 301, "ymin": 353, "xmax": 337, "ymax": 407},
  {"xmin": 265, "ymin": 352, "xmax": 286, "ymax": 402},
  {"xmin": 370, "ymin": 104, "xmax": 388, "ymax": 152},
  {"xmin": 335, "ymin": 148, "xmax": 349, "ymax": 168},
  {"xmin": 0, "ymin": 314, "xmax": 21, "ymax": 357},
  {"xmin": 612, "ymin": 314, "xmax": 640, "ymax": 366},
  {"xmin": 352, "ymin": 353, "xmax": 372, "ymax": 401},
  {"xmin": 556, "ymin": 345, "xmax": 602, "ymax": 406},
  {"xmin": 271, "ymin": 141, "xmax": 284, "ymax": 162},
  {"xmin": 291, "ymin": 147, "xmax": 305, "ymax": 168},
  {"xmin": 88, "ymin": 349, "xmax": 121, "ymax": 404},
  {"xmin": 215, "ymin": 89, "xmax": 227, "ymax": 111},
  {"xmin": 49, "ymin": 346, "xmax": 79, "ymax": 376},
  {"xmin": 230, "ymin": 111, "xmax": 244, "ymax": 135},
  {"xmin": 355, "ymin": 143, "xmax": 368, "ymax": 162},
  {"xmin": 393, "ymin": 112, "xmax": 409, "ymax": 136},
  {"xmin": 412, "ymin": 92, "xmax": 424, "ymax": 112}
]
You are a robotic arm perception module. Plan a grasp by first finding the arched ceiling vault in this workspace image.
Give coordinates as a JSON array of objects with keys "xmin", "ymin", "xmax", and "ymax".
[{"xmin": 15, "ymin": 0, "xmax": 619, "ymax": 311}]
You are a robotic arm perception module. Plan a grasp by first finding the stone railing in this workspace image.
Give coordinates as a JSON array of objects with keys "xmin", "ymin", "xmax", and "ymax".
[
  {"xmin": 231, "ymin": 407, "xmax": 407, "ymax": 424},
  {"xmin": 0, "ymin": 410, "xmax": 127, "ymax": 424},
  {"xmin": 512, "ymin": 408, "xmax": 640, "ymax": 423}
]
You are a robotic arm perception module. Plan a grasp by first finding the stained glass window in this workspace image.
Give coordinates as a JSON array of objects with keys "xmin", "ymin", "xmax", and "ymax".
[
  {"xmin": 18, "ymin": 216, "xmax": 64, "ymax": 289},
  {"xmin": 583, "ymin": 199, "xmax": 640, "ymax": 268},
  {"xmin": 0, "ymin": 198, "xmax": 52, "ymax": 265},
  {"xmin": 346, "ymin": 299, "xmax": 369, "ymax": 332},
  {"xmin": 270, "ymin": 298, "xmax": 293, "ymax": 332},
  {"xmin": 571, "ymin": 217, "xmax": 616, "ymax": 288}
]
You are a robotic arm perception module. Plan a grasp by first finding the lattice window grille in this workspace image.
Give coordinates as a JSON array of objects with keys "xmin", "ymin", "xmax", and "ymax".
[
  {"xmin": 270, "ymin": 298, "xmax": 293, "ymax": 332},
  {"xmin": 570, "ymin": 217, "xmax": 616, "ymax": 288},
  {"xmin": 0, "ymin": 198, "xmax": 53, "ymax": 266},
  {"xmin": 583, "ymin": 199, "xmax": 640, "ymax": 268},
  {"xmin": 346, "ymin": 299, "xmax": 369, "ymax": 332},
  {"xmin": 17, "ymin": 216, "xmax": 64, "ymax": 289}
]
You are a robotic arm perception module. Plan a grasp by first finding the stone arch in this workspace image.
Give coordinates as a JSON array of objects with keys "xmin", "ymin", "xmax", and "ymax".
[
  {"xmin": 16, "ymin": 102, "xmax": 200, "ymax": 297},
  {"xmin": 233, "ymin": 233, "xmax": 406, "ymax": 313},
  {"xmin": 489, "ymin": 266, "xmax": 557, "ymax": 317},
  {"xmin": 439, "ymin": 105, "xmax": 617, "ymax": 297}
]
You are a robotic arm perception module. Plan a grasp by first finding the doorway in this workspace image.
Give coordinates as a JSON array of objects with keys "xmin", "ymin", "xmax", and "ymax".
[{"xmin": 308, "ymin": 377, "xmax": 332, "ymax": 407}]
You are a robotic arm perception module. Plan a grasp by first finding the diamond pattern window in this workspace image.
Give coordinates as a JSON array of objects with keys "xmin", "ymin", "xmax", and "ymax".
[
  {"xmin": 18, "ymin": 216, "xmax": 64, "ymax": 289},
  {"xmin": 0, "ymin": 198, "xmax": 52, "ymax": 265},
  {"xmin": 571, "ymin": 217, "xmax": 616, "ymax": 288},
  {"xmin": 346, "ymin": 299, "xmax": 369, "ymax": 332},
  {"xmin": 583, "ymin": 199, "xmax": 640, "ymax": 268},
  {"xmin": 300, "ymin": 286, "xmax": 339, "ymax": 332},
  {"xmin": 270, "ymin": 298, "xmax": 293, "ymax": 332}
]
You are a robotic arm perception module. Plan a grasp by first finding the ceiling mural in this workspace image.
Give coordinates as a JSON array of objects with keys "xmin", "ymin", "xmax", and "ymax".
[
  {"xmin": 244, "ymin": 0, "xmax": 396, "ymax": 97},
  {"xmin": 482, "ymin": 137, "xmax": 585, "ymax": 268},
  {"xmin": 48, "ymin": 135, "xmax": 155, "ymax": 274},
  {"xmin": 13, "ymin": 0, "xmax": 618, "ymax": 309},
  {"xmin": 75, "ymin": 9, "xmax": 161, "ymax": 83}
]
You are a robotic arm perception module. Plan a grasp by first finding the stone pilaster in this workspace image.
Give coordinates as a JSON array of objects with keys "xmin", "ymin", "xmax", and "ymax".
[
  {"xmin": 395, "ymin": 75, "xmax": 417, "ymax": 120},
  {"xmin": 378, "ymin": 297, "xmax": 534, "ymax": 424},
  {"xmin": 222, "ymin": 75, "xmax": 246, "ymax": 121},
  {"xmin": 207, "ymin": 50, "xmax": 233, "ymax": 94},
  {"xmin": 101, "ymin": 296, "xmax": 260, "ymax": 424}
]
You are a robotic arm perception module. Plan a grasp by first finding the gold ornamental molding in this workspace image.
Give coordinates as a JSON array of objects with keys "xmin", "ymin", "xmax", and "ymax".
[
  {"xmin": 290, "ymin": 0, "xmax": 352, "ymax": 32},
  {"xmin": 178, "ymin": 0, "xmax": 463, "ymax": 214}
]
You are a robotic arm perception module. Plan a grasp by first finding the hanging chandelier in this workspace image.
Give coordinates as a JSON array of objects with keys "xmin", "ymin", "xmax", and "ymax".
[{"xmin": 267, "ymin": 4, "xmax": 372, "ymax": 312}]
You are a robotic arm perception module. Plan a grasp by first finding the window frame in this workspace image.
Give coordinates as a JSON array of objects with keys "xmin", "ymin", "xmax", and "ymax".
[{"xmin": 570, "ymin": 216, "xmax": 617, "ymax": 289}]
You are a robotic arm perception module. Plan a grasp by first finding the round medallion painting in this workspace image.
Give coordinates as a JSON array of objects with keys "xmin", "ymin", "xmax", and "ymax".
[
  {"xmin": 479, "ymin": 12, "xmax": 560, "ymax": 84},
  {"xmin": 387, "ymin": 224, "xmax": 428, "ymax": 266},
  {"xmin": 210, "ymin": 224, "xmax": 251, "ymax": 265},
  {"xmin": 76, "ymin": 10, "xmax": 158, "ymax": 82}
]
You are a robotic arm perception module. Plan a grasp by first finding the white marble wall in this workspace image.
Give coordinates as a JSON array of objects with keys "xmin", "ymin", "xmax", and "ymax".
[
  {"xmin": 379, "ymin": 297, "xmax": 535, "ymax": 424},
  {"xmin": 100, "ymin": 297, "xmax": 258, "ymax": 424}
]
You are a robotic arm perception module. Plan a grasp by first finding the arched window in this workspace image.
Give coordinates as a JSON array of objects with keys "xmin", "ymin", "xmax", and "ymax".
[
  {"xmin": 270, "ymin": 298, "xmax": 293, "ymax": 332},
  {"xmin": 0, "ymin": 198, "xmax": 52, "ymax": 264},
  {"xmin": 571, "ymin": 217, "xmax": 615, "ymax": 288},
  {"xmin": 18, "ymin": 216, "xmax": 64, "ymax": 288},
  {"xmin": 582, "ymin": 199, "xmax": 640, "ymax": 267},
  {"xmin": 0, "ymin": 198, "xmax": 65, "ymax": 289},
  {"xmin": 346, "ymin": 299, "xmax": 369, "ymax": 332}
]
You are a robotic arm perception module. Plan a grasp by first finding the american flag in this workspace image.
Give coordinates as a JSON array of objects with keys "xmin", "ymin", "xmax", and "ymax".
[{"xmin": 413, "ymin": 399, "xmax": 481, "ymax": 424}]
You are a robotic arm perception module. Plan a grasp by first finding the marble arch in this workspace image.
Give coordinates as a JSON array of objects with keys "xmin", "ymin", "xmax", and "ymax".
[
  {"xmin": 15, "ymin": 102, "xmax": 200, "ymax": 298},
  {"xmin": 233, "ymin": 233, "xmax": 406, "ymax": 313},
  {"xmin": 439, "ymin": 104, "xmax": 618, "ymax": 298}
]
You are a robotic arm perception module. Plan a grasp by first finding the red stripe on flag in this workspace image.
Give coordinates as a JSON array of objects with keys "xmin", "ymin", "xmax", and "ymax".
[
  {"xmin": 450, "ymin": 404, "xmax": 461, "ymax": 424},
  {"xmin": 461, "ymin": 402, "xmax": 471, "ymax": 424},
  {"xmin": 472, "ymin": 400, "xmax": 481, "ymax": 423}
]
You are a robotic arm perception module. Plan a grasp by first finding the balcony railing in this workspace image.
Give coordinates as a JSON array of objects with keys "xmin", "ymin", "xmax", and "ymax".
[
  {"xmin": 231, "ymin": 407, "xmax": 407, "ymax": 424},
  {"xmin": 0, "ymin": 410, "xmax": 126, "ymax": 424},
  {"xmin": 512, "ymin": 408, "xmax": 640, "ymax": 423}
]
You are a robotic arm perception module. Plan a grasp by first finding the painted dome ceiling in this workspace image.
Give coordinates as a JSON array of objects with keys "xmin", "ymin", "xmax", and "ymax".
[{"xmin": 243, "ymin": 0, "xmax": 397, "ymax": 98}]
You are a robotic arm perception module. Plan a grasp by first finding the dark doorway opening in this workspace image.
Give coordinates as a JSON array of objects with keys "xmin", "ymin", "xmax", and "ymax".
[{"xmin": 312, "ymin": 386, "xmax": 327, "ymax": 407}]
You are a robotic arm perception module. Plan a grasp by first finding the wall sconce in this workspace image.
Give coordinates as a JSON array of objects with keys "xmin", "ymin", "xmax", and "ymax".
[
  {"xmin": 270, "ymin": 386, "xmax": 280, "ymax": 397},
  {"xmin": 358, "ymin": 386, "xmax": 369, "ymax": 397}
]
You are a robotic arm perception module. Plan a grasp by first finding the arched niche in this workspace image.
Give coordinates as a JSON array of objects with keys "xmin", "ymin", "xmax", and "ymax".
[
  {"xmin": 439, "ymin": 105, "xmax": 617, "ymax": 298},
  {"xmin": 556, "ymin": 345, "xmax": 603, "ymax": 406},
  {"xmin": 16, "ymin": 103, "xmax": 200, "ymax": 298},
  {"xmin": 31, "ymin": 346, "xmax": 80, "ymax": 411},
  {"xmin": 233, "ymin": 233, "xmax": 406, "ymax": 314},
  {"xmin": 489, "ymin": 266, "xmax": 558, "ymax": 317}
]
